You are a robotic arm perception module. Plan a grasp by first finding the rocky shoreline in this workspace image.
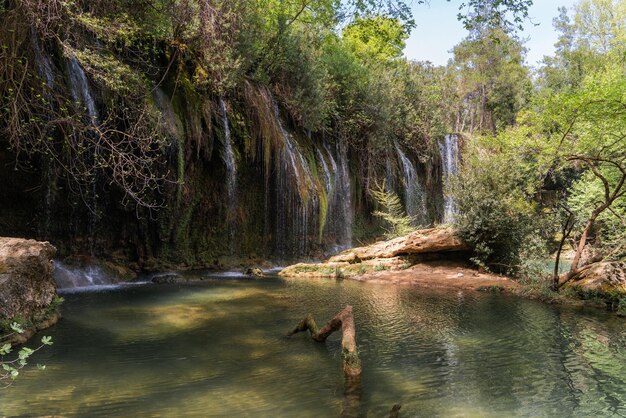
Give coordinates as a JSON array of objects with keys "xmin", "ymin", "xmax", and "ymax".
[
  {"xmin": 280, "ymin": 228, "xmax": 626, "ymax": 313},
  {"xmin": 279, "ymin": 227, "xmax": 514, "ymax": 291}
]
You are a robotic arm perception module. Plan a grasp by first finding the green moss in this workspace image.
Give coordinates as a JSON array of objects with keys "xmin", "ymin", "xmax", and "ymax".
[
  {"xmin": 374, "ymin": 263, "xmax": 387, "ymax": 272},
  {"xmin": 0, "ymin": 296, "xmax": 63, "ymax": 334}
]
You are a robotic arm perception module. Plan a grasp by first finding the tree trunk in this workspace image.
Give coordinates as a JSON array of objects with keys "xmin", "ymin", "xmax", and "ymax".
[
  {"xmin": 553, "ymin": 213, "xmax": 574, "ymax": 290},
  {"xmin": 560, "ymin": 208, "xmax": 603, "ymax": 287},
  {"xmin": 287, "ymin": 305, "xmax": 362, "ymax": 377}
]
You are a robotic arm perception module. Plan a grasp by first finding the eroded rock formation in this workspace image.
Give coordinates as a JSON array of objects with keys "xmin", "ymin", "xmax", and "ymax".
[
  {"xmin": 328, "ymin": 227, "xmax": 468, "ymax": 263},
  {"xmin": 563, "ymin": 261, "xmax": 626, "ymax": 294},
  {"xmin": 0, "ymin": 237, "xmax": 57, "ymax": 320},
  {"xmin": 280, "ymin": 227, "xmax": 470, "ymax": 279}
]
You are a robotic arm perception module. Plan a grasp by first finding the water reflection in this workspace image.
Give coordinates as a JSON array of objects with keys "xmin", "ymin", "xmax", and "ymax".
[{"xmin": 2, "ymin": 275, "xmax": 625, "ymax": 417}]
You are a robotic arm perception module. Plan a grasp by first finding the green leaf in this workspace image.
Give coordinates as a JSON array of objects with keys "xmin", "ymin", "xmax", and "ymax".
[
  {"xmin": 0, "ymin": 343, "xmax": 11, "ymax": 356},
  {"xmin": 10, "ymin": 322, "xmax": 24, "ymax": 334}
]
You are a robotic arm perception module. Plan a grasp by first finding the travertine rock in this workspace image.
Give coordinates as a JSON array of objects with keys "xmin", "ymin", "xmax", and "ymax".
[{"xmin": 0, "ymin": 237, "xmax": 57, "ymax": 320}]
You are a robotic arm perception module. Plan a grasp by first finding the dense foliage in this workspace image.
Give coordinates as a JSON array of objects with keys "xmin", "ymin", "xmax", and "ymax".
[
  {"xmin": 450, "ymin": 0, "xmax": 626, "ymax": 279},
  {"xmin": 0, "ymin": 0, "xmax": 622, "ymax": 282}
]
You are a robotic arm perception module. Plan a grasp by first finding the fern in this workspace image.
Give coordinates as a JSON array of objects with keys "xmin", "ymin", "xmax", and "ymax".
[{"xmin": 370, "ymin": 181, "xmax": 414, "ymax": 239}]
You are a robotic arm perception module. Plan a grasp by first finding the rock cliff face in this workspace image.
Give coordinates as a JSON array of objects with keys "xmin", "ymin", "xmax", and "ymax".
[{"xmin": 0, "ymin": 237, "xmax": 57, "ymax": 321}]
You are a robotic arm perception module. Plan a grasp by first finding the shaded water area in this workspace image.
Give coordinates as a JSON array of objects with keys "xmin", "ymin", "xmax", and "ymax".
[{"xmin": 3, "ymin": 274, "xmax": 626, "ymax": 417}]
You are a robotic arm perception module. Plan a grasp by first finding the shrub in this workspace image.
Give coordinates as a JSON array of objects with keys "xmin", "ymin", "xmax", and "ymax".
[
  {"xmin": 449, "ymin": 143, "xmax": 537, "ymax": 274},
  {"xmin": 370, "ymin": 181, "xmax": 414, "ymax": 239}
]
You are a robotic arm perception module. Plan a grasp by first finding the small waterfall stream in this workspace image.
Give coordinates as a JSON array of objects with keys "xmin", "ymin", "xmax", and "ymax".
[
  {"xmin": 219, "ymin": 98, "xmax": 237, "ymax": 210},
  {"xmin": 67, "ymin": 58, "xmax": 99, "ymax": 122},
  {"xmin": 31, "ymin": 30, "xmax": 56, "ymax": 237},
  {"xmin": 395, "ymin": 143, "xmax": 425, "ymax": 225},
  {"xmin": 271, "ymin": 100, "xmax": 317, "ymax": 258},
  {"xmin": 31, "ymin": 29, "xmax": 54, "ymax": 89},
  {"xmin": 439, "ymin": 134, "xmax": 460, "ymax": 224},
  {"xmin": 334, "ymin": 143, "xmax": 353, "ymax": 250},
  {"xmin": 53, "ymin": 261, "xmax": 115, "ymax": 291},
  {"xmin": 67, "ymin": 57, "xmax": 100, "ymax": 254},
  {"xmin": 316, "ymin": 147, "xmax": 333, "ymax": 197},
  {"xmin": 219, "ymin": 98, "xmax": 238, "ymax": 252}
]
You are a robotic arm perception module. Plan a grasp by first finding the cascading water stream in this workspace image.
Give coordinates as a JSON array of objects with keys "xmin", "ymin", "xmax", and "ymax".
[
  {"xmin": 219, "ymin": 98, "xmax": 237, "ymax": 209},
  {"xmin": 316, "ymin": 147, "xmax": 333, "ymax": 197},
  {"xmin": 395, "ymin": 143, "xmax": 425, "ymax": 225},
  {"xmin": 31, "ymin": 29, "xmax": 54, "ymax": 90},
  {"xmin": 31, "ymin": 30, "xmax": 56, "ymax": 237},
  {"xmin": 67, "ymin": 57, "xmax": 100, "ymax": 254},
  {"xmin": 67, "ymin": 58, "xmax": 99, "ymax": 122},
  {"xmin": 334, "ymin": 143, "xmax": 353, "ymax": 250},
  {"xmin": 53, "ymin": 261, "xmax": 114, "ymax": 291},
  {"xmin": 270, "ymin": 99, "xmax": 317, "ymax": 258},
  {"xmin": 219, "ymin": 98, "xmax": 238, "ymax": 252},
  {"xmin": 439, "ymin": 134, "xmax": 460, "ymax": 224}
]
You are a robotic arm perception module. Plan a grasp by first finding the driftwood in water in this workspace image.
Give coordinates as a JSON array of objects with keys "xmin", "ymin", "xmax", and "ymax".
[
  {"xmin": 287, "ymin": 305, "xmax": 361, "ymax": 376},
  {"xmin": 287, "ymin": 306, "xmax": 400, "ymax": 417}
]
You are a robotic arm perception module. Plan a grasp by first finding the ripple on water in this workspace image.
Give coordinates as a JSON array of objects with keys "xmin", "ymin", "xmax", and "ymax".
[{"xmin": 2, "ymin": 277, "xmax": 625, "ymax": 417}]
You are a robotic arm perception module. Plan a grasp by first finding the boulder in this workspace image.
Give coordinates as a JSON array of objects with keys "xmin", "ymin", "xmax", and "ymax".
[
  {"xmin": 564, "ymin": 261, "xmax": 626, "ymax": 294},
  {"xmin": 245, "ymin": 267, "xmax": 264, "ymax": 278},
  {"xmin": 328, "ymin": 227, "xmax": 468, "ymax": 263},
  {"xmin": 0, "ymin": 237, "xmax": 57, "ymax": 320}
]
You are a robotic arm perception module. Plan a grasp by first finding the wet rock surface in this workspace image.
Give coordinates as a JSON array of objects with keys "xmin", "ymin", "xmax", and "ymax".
[{"xmin": 0, "ymin": 237, "xmax": 57, "ymax": 320}]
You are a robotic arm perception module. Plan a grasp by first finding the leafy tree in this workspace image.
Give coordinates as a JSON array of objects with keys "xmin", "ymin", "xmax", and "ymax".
[
  {"xmin": 451, "ymin": 26, "xmax": 530, "ymax": 133},
  {"xmin": 449, "ymin": 137, "xmax": 537, "ymax": 273},
  {"xmin": 343, "ymin": 15, "xmax": 408, "ymax": 63},
  {"xmin": 456, "ymin": 0, "xmax": 534, "ymax": 35},
  {"xmin": 545, "ymin": 64, "xmax": 626, "ymax": 281}
]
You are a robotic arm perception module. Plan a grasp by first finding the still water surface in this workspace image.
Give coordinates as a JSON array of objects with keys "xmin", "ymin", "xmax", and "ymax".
[{"xmin": 2, "ymin": 274, "xmax": 625, "ymax": 417}]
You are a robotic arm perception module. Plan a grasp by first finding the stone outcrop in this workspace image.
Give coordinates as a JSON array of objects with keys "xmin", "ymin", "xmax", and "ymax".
[
  {"xmin": 564, "ymin": 261, "xmax": 626, "ymax": 294},
  {"xmin": 327, "ymin": 227, "xmax": 468, "ymax": 263},
  {"xmin": 280, "ymin": 228, "xmax": 471, "ymax": 280},
  {"xmin": 0, "ymin": 237, "xmax": 57, "ymax": 321}
]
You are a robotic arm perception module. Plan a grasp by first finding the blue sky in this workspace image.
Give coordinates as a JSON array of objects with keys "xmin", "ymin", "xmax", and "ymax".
[{"xmin": 404, "ymin": 0, "xmax": 580, "ymax": 67}]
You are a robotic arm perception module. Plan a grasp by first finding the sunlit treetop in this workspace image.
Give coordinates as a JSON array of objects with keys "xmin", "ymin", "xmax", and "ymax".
[{"xmin": 343, "ymin": 15, "xmax": 409, "ymax": 62}]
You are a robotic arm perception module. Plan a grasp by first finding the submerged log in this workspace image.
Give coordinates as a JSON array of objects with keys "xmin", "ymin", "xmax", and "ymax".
[
  {"xmin": 287, "ymin": 305, "xmax": 361, "ymax": 377},
  {"xmin": 389, "ymin": 404, "xmax": 402, "ymax": 418}
]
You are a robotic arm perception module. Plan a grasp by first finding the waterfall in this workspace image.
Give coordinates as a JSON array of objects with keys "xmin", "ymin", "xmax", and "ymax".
[
  {"xmin": 439, "ymin": 134, "xmax": 460, "ymax": 224},
  {"xmin": 153, "ymin": 87, "xmax": 180, "ymax": 138},
  {"xmin": 31, "ymin": 29, "xmax": 54, "ymax": 89},
  {"xmin": 67, "ymin": 57, "xmax": 100, "ymax": 254},
  {"xmin": 316, "ymin": 147, "xmax": 333, "ymax": 196},
  {"xmin": 67, "ymin": 58, "xmax": 99, "ymax": 122},
  {"xmin": 395, "ymin": 143, "xmax": 425, "ymax": 225},
  {"xmin": 271, "ymin": 100, "xmax": 317, "ymax": 258},
  {"xmin": 334, "ymin": 143, "xmax": 353, "ymax": 250},
  {"xmin": 53, "ymin": 261, "xmax": 114, "ymax": 291},
  {"xmin": 219, "ymin": 99, "xmax": 237, "ymax": 215},
  {"xmin": 219, "ymin": 98, "xmax": 238, "ymax": 253},
  {"xmin": 31, "ymin": 30, "xmax": 56, "ymax": 237}
]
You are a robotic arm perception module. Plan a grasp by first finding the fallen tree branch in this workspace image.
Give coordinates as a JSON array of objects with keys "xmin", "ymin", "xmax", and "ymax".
[{"xmin": 287, "ymin": 305, "xmax": 361, "ymax": 377}]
